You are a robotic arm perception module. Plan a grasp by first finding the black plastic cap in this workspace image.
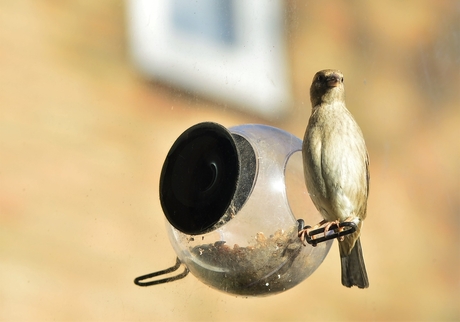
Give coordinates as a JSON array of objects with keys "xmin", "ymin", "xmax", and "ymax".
[{"xmin": 159, "ymin": 122, "xmax": 240, "ymax": 235}]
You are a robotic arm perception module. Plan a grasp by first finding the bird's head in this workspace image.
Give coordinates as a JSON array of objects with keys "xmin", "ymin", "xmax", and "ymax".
[{"xmin": 310, "ymin": 69, "xmax": 345, "ymax": 107}]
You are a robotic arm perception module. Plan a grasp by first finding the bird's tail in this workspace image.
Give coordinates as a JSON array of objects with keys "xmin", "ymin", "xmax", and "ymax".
[{"xmin": 339, "ymin": 237, "xmax": 369, "ymax": 288}]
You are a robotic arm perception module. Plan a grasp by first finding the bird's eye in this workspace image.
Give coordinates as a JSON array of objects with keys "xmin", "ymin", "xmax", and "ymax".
[
  {"xmin": 341, "ymin": 77, "xmax": 344, "ymax": 82},
  {"xmin": 317, "ymin": 75, "xmax": 324, "ymax": 82}
]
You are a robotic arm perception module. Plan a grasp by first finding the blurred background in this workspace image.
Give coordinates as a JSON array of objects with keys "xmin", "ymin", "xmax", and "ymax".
[{"xmin": 0, "ymin": 0, "xmax": 459, "ymax": 321}]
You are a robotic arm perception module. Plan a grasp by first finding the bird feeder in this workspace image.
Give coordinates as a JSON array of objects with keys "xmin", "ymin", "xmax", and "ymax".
[{"xmin": 135, "ymin": 122, "xmax": 337, "ymax": 296}]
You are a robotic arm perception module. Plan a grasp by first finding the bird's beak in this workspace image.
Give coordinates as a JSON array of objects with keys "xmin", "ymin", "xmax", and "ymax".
[{"xmin": 326, "ymin": 74, "xmax": 341, "ymax": 87}]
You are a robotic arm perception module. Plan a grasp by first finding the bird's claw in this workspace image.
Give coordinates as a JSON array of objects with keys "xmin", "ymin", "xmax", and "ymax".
[
  {"xmin": 323, "ymin": 220, "xmax": 340, "ymax": 237},
  {"xmin": 297, "ymin": 220, "xmax": 358, "ymax": 246},
  {"xmin": 297, "ymin": 219, "xmax": 327, "ymax": 246}
]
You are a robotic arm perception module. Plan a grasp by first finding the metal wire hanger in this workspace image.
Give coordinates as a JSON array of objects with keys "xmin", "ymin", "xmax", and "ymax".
[{"xmin": 134, "ymin": 257, "xmax": 189, "ymax": 287}]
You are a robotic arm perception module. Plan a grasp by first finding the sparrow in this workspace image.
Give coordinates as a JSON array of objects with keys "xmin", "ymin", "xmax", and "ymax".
[{"xmin": 300, "ymin": 69, "xmax": 369, "ymax": 288}]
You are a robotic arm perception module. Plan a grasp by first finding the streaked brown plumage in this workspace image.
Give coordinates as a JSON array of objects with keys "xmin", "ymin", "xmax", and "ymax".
[{"xmin": 302, "ymin": 69, "xmax": 369, "ymax": 288}]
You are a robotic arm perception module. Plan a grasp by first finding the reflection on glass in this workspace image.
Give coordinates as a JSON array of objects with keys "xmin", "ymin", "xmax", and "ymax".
[{"xmin": 171, "ymin": 0, "xmax": 236, "ymax": 46}]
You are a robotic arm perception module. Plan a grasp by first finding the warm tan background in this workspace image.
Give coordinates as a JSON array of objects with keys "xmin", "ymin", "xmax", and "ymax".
[{"xmin": 1, "ymin": 1, "xmax": 459, "ymax": 321}]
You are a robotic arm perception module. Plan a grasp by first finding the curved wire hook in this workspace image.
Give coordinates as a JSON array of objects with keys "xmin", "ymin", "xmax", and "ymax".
[{"xmin": 134, "ymin": 257, "xmax": 189, "ymax": 287}]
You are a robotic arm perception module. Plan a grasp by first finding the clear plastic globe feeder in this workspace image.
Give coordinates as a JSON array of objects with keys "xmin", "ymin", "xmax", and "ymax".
[{"xmin": 154, "ymin": 122, "xmax": 332, "ymax": 296}]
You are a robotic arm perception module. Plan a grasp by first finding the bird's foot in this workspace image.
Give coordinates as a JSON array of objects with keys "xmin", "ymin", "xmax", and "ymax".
[
  {"xmin": 298, "ymin": 219, "xmax": 327, "ymax": 246},
  {"xmin": 337, "ymin": 216, "xmax": 358, "ymax": 241},
  {"xmin": 298, "ymin": 228, "xmax": 310, "ymax": 246},
  {"xmin": 323, "ymin": 220, "xmax": 344, "ymax": 241}
]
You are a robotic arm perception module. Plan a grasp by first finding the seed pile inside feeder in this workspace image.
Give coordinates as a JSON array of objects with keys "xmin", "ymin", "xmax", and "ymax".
[{"xmin": 187, "ymin": 226, "xmax": 311, "ymax": 296}]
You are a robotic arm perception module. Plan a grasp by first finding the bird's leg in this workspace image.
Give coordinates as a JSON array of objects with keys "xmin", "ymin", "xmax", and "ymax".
[
  {"xmin": 343, "ymin": 216, "xmax": 355, "ymax": 223},
  {"xmin": 298, "ymin": 219, "xmax": 327, "ymax": 246},
  {"xmin": 335, "ymin": 216, "xmax": 358, "ymax": 242},
  {"xmin": 323, "ymin": 220, "xmax": 341, "ymax": 239},
  {"xmin": 316, "ymin": 219, "xmax": 328, "ymax": 228}
]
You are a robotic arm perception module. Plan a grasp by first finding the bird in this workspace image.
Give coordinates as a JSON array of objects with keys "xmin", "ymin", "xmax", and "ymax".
[{"xmin": 299, "ymin": 69, "xmax": 369, "ymax": 288}]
